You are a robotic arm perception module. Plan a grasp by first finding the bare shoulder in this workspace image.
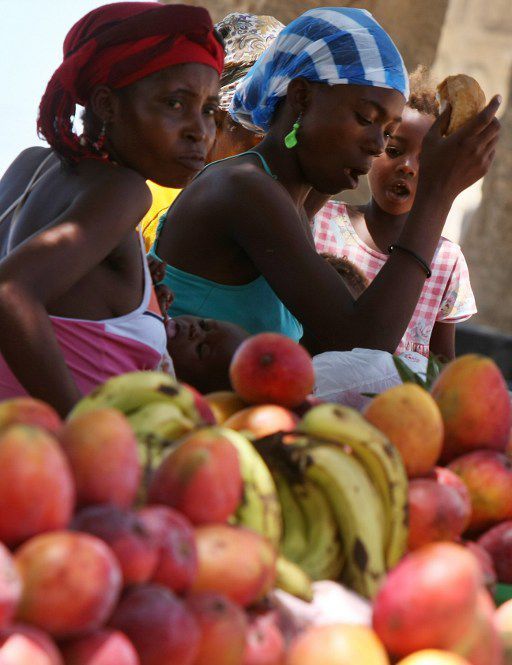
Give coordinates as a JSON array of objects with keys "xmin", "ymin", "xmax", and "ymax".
[
  {"xmin": 4, "ymin": 146, "xmax": 54, "ymax": 173},
  {"xmin": 0, "ymin": 147, "xmax": 55, "ymax": 198},
  {"xmin": 73, "ymin": 162, "xmax": 152, "ymax": 223},
  {"xmin": 191, "ymin": 157, "xmax": 298, "ymax": 224}
]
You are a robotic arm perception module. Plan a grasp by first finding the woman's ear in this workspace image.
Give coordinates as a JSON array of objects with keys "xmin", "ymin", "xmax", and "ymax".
[
  {"xmin": 88, "ymin": 85, "xmax": 119, "ymax": 124},
  {"xmin": 287, "ymin": 77, "xmax": 314, "ymax": 116}
]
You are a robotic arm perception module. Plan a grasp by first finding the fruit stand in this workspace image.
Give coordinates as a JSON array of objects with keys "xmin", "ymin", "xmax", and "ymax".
[{"xmin": 0, "ymin": 333, "xmax": 511, "ymax": 665}]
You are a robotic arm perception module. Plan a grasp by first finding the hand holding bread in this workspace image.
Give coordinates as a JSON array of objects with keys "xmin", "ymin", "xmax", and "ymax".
[
  {"xmin": 418, "ymin": 76, "xmax": 501, "ymax": 201},
  {"xmin": 436, "ymin": 74, "xmax": 487, "ymax": 135}
]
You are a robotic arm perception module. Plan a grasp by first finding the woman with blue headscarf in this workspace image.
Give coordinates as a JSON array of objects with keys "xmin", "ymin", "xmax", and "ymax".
[{"xmin": 154, "ymin": 7, "xmax": 500, "ymax": 354}]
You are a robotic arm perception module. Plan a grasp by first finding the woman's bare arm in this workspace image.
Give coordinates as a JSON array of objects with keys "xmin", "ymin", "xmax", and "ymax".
[
  {"xmin": 225, "ymin": 99, "xmax": 500, "ymax": 353},
  {"xmin": 0, "ymin": 170, "xmax": 151, "ymax": 415}
]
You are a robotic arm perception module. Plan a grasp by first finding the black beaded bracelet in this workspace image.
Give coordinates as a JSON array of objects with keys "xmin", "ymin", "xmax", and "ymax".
[{"xmin": 388, "ymin": 244, "xmax": 432, "ymax": 278}]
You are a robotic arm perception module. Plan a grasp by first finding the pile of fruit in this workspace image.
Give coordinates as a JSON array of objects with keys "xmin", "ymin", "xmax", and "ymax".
[{"xmin": 0, "ymin": 331, "xmax": 511, "ymax": 664}]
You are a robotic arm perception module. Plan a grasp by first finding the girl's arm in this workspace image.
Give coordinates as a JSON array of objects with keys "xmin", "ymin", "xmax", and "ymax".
[
  {"xmin": 0, "ymin": 171, "xmax": 151, "ymax": 416},
  {"xmin": 429, "ymin": 322, "xmax": 456, "ymax": 361},
  {"xmin": 227, "ymin": 98, "xmax": 500, "ymax": 354}
]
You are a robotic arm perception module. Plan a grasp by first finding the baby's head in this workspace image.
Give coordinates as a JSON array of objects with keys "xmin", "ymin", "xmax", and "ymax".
[
  {"xmin": 368, "ymin": 65, "xmax": 439, "ymax": 217},
  {"xmin": 167, "ymin": 256, "xmax": 368, "ymax": 393},
  {"xmin": 166, "ymin": 316, "xmax": 249, "ymax": 394},
  {"xmin": 320, "ymin": 253, "xmax": 369, "ymax": 298}
]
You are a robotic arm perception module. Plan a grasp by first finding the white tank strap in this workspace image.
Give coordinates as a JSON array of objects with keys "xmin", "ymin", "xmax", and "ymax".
[{"xmin": 0, "ymin": 152, "xmax": 55, "ymax": 225}]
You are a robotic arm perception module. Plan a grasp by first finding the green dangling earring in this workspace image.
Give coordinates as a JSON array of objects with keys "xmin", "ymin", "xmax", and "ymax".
[{"xmin": 284, "ymin": 112, "xmax": 302, "ymax": 149}]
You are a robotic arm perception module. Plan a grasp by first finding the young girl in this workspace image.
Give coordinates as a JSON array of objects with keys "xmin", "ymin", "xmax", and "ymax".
[
  {"xmin": 312, "ymin": 67, "xmax": 476, "ymax": 359},
  {"xmin": 0, "ymin": 1, "xmax": 224, "ymax": 415},
  {"xmin": 153, "ymin": 7, "xmax": 499, "ymax": 357}
]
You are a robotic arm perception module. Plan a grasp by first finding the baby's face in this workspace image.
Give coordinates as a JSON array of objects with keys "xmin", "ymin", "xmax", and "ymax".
[{"xmin": 166, "ymin": 315, "xmax": 249, "ymax": 393}]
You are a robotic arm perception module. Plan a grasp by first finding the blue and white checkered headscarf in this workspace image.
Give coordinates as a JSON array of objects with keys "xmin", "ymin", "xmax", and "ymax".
[{"xmin": 230, "ymin": 7, "xmax": 409, "ymax": 133}]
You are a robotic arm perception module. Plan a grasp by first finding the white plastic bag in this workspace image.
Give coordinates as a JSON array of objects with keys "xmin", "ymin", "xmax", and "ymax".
[{"xmin": 312, "ymin": 348, "xmax": 428, "ymax": 411}]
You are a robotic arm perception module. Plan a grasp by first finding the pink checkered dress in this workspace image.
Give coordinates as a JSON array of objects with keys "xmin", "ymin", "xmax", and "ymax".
[{"xmin": 313, "ymin": 201, "xmax": 477, "ymax": 357}]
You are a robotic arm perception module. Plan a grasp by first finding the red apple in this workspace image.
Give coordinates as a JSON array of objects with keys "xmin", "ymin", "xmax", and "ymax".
[
  {"xmin": 60, "ymin": 408, "xmax": 140, "ymax": 508},
  {"xmin": 193, "ymin": 524, "xmax": 277, "ymax": 607},
  {"xmin": 224, "ymin": 405, "xmax": 299, "ymax": 439},
  {"xmin": 71, "ymin": 505, "xmax": 159, "ymax": 586},
  {"xmin": 460, "ymin": 540, "xmax": 497, "ymax": 593},
  {"xmin": 372, "ymin": 542, "xmax": 482, "ymax": 658},
  {"xmin": 407, "ymin": 478, "xmax": 471, "ymax": 550},
  {"xmin": 137, "ymin": 505, "xmax": 198, "ymax": 593},
  {"xmin": 109, "ymin": 584, "xmax": 200, "ymax": 665},
  {"xmin": 187, "ymin": 592, "xmax": 248, "ymax": 665},
  {"xmin": 0, "ymin": 624, "xmax": 62, "ymax": 665},
  {"xmin": 448, "ymin": 451, "xmax": 512, "ymax": 533},
  {"xmin": 60, "ymin": 628, "xmax": 139, "ymax": 665},
  {"xmin": 431, "ymin": 466, "xmax": 472, "ymax": 512},
  {"xmin": 0, "ymin": 424, "xmax": 75, "ymax": 546},
  {"xmin": 431, "ymin": 354, "xmax": 511, "ymax": 462},
  {"xmin": 148, "ymin": 428, "xmax": 242, "ymax": 525},
  {"xmin": 229, "ymin": 333, "xmax": 315, "ymax": 408},
  {"xmin": 181, "ymin": 383, "xmax": 217, "ymax": 425},
  {"xmin": 0, "ymin": 397, "xmax": 62, "ymax": 435},
  {"xmin": 15, "ymin": 531, "xmax": 122, "ymax": 639},
  {"xmin": 477, "ymin": 520, "xmax": 512, "ymax": 584},
  {"xmin": 243, "ymin": 611, "xmax": 286, "ymax": 665}
]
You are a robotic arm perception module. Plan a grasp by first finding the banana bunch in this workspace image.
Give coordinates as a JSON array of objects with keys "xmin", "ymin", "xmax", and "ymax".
[
  {"xmin": 69, "ymin": 371, "xmax": 208, "ymax": 476},
  {"xmin": 298, "ymin": 403, "xmax": 409, "ymax": 569},
  {"xmin": 218, "ymin": 427, "xmax": 283, "ymax": 550},
  {"xmin": 274, "ymin": 468, "xmax": 344, "ymax": 583},
  {"xmin": 251, "ymin": 403, "xmax": 409, "ymax": 600}
]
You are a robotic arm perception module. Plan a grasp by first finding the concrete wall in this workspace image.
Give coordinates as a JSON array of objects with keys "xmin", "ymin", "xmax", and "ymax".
[
  {"xmin": 461, "ymin": 64, "xmax": 512, "ymax": 335},
  {"xmin": 162, "ymin": 0, "xmax": 448, "ymax": 70},
  {"xmin": 431, "ymin": 0, "xmax": 512, "ymax": 244}
]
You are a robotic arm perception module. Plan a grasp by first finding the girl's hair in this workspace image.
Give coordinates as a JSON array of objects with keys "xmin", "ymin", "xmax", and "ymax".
[{"xmin": 408, "ymin": 65, "xmax": 439, "ymax": 117}]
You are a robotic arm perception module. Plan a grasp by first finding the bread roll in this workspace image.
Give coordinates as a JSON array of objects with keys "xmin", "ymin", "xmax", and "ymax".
[{"xmin": 436, "ymin": 74, "xmax": 486, "ymax": 135}]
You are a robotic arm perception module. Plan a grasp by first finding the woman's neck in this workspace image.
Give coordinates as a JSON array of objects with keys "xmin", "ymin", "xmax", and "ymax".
[
  {"xmin": 359, "ymin": 198, "xmax": 409, "ymax": 252},
  {"xmin": 252, "ymin": 135, "xmax": 312, "ymax": 209}
]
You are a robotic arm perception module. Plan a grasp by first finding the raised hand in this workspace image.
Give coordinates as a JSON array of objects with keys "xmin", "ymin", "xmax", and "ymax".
[{"xmin": 419, "ymin": 95, "xmax": 501, "ymax": 199}]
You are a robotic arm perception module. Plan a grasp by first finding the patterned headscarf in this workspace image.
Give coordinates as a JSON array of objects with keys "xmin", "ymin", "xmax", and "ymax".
[
  {"xmin": 215, "ymin": 12, "xmax": 284, "ymax": 111},
  {"xmin": 230, "ymin": 7, "xmax": 409, "ymax": 133},
  {"xmin": 38, "ymin": 2, "xmax": 224, "ymax": 162}
]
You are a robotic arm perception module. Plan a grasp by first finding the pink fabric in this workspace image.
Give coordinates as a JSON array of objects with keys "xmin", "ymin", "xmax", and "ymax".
[
  {"xmin": 313, "ymin": 201, "xmax": 477, "ymax": 356},
  {"xmin": 0, "ymin": 317, "xmax": 163, "ymax": 401},
  {"xmin": 0, "ymin": 232, "xmax": 167, "ymax": 400}
]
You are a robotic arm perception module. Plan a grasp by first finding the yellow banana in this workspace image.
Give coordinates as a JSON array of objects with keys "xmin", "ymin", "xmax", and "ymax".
[
  {"xmin": 275, "ymin": 556, "xmax": 314, "ymax": 602},
  {"xmin": 298, "ymin": 403, "xmax": 409, "ymax": 568},
  {"xmin": 69, "ymin": 371, "xmax": 182, "ymax": 417},
  {"xmin": 69, "ymin": 371, "xmax": 206, "ymax": 424},
  {"xmin": 303, "ymin": 444, "xmax": 387, "ymax": 599},
  {"xmin": 273, "ymin": 471, "xmax": 308, "ymax": 564},
  {"xmin": 127, "ymin": 401, "xmax": 196, "ymax": 478},
  {"xmin": 217, "ymin": 427, "xmax": 282, "ymax": 548},
  {"xmin": 291, "ymin": 478, "xmax": 345, "ymax": 582}
]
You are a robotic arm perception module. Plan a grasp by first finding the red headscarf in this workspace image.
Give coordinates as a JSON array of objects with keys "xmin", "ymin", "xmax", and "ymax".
[{"xmin": 38, "ymin": 2, "xmax": 224, "ymax": 162}]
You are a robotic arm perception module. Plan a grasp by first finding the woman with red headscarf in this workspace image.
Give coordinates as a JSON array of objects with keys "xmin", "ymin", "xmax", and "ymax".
[{"xmin": 0, "ymin": 1, "xmax": 224, "ymax": 416}]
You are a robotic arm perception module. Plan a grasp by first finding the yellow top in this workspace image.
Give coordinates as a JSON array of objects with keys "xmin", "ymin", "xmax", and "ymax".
[{"xmin": 139, "ymin": 181, "xmax": 181, "ymax": 252}]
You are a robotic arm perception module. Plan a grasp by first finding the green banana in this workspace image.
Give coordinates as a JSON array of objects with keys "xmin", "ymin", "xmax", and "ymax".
[
  {"xmin": 127, "ymin": 401, "xmax": 196, "ymax": 477},
  {"xmin": 273, "ymin": 471, "xmax": 308, "ymax": 564},
  {"xmin": 303, "ymin": 443, "xmax": 387, "ymax": 599},
  {"xmin": 291, "ymin": 478, "xmax": 345, "ymax": 582},
  {"xmin": 299, "ymin": 403, "xmax": 409, "ymax": 568},
  {"xmin": 217, "ymin": 427, "xmax": 282, "ymax": 549},
  {"xmin": 69, "ymin": 371, "xmax": 184, "ymax": 417},
  {"xmin": 275, "ymin": 556, "xmax": 314, "ymax": 602}
]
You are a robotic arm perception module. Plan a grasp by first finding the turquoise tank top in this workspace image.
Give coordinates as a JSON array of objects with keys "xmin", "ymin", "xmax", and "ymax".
[{"xmin": 150, "ymin": 151, "xmax": 303, "ymax": 342}]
